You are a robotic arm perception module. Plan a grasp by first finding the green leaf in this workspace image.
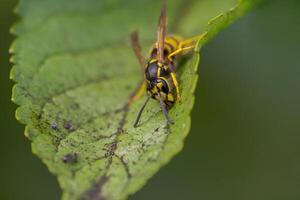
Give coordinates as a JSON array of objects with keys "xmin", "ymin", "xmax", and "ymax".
[{"xmin": 10, "ymin": 0, "xmax": 261, "ymax": 199}]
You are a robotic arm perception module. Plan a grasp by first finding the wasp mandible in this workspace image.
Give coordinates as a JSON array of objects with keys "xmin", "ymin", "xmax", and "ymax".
[{"xmin": 131, "ymin": 4, "xmax": 204, "ymax": 127}]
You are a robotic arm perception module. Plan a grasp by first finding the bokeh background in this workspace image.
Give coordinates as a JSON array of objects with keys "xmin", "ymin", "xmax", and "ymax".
[{"xmin": 1, "ymin": 0, "xmax": 300, "ymax": 199}]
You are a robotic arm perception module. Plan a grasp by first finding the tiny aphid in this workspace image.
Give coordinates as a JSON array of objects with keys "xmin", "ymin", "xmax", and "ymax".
[
  {"xmin": 62, "ymin": 153, "xmax": 77, "ymax": 164},
  {"xmin": 131, "ymin": 4, "xmax": 204, "ymax": 127}
]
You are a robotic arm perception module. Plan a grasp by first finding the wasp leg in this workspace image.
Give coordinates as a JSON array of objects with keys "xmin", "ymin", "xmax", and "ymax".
[
  {"xmin": 167, "ymin": 44, "xmax": 195, "ymax": 60},
  {"xmin": 170, "ymin": 72, "xmax": 181, "ymax": 102},
  {"xmin": 168, "ymin": 45, "xmax": 196, "ymax": 59},
  {"xmin": 167, "ymin": 34, "xmax": 206, "ymax": 59}
]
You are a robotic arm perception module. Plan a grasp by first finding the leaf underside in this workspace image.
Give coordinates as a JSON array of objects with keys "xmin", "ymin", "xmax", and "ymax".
[{"xmin": 10, "ymin": 0, "xmax": 260, "ymax": 199}]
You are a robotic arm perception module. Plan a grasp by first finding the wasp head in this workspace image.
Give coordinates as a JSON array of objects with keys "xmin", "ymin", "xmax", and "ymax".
[{"xmin": 147, "ymin": 78, "xmax": 174, "ymax": 106}]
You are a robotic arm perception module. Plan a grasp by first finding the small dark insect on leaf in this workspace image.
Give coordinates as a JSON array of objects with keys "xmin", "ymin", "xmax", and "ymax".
[
  {"xmin": 63, "ymin": 153, "xmax": 78, "ymax": 164},
  {"xmin": 64, "ymin": 121, "xmax": 76, "ymax": 132},
  {"xmin": 51, "ymin": 122, "xmax": 59, "ymax": 131}
]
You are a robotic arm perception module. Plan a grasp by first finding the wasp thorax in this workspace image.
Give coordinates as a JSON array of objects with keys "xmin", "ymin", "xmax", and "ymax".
[{"xmin": 145, "ymin": 61, "xmax": 169, "ymax": 80}]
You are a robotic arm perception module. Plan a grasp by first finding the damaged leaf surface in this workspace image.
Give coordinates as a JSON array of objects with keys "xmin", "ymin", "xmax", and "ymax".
[{"xmin": 11, "ymin": 0, "xmax": 260, "ymax": 199}]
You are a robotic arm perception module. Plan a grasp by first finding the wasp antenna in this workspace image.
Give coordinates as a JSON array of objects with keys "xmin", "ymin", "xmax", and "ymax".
[
  {"xmin": 157, "ymin": 2, "xmax": 167, "ymax": 64},
  {"xmin": 130, "ymin": 30, "xmax": 145, "ymax": 69},
  {"xmin": 134, "ymin": 96, "xmax": 151, "ymax": 128},
  {"xmin": 158, "ymin": 92, "xmax": 174, "ymax": 124},
  {"xmin": 160, "ymin": 1, "xmax": 167, "ymax": 20}
]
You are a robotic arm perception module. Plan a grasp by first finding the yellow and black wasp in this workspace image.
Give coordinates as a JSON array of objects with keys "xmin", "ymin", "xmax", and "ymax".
[{"xmin": 131, "ymin": 4, "xmax": 204, "ymax": 127}]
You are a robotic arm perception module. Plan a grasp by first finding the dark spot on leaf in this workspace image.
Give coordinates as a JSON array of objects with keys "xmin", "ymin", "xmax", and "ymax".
[
  {"xmin": 64, "ymin": 121, "xmax": 76, "ymax": 132},
  {"xmin": 36, "ymin": 114, "xmax": 42, "ymax": 120},
  {"xmin": 125, "ymin": 85, "xmax": 131, "ymax": 90},
  {"xmin": 63, "ymin": 153, "xmax": 78, "ymax": 164},
  {"xmin": 51, "ymin": 122, "xmax": 59, "ymax": 131},
  {"xmin": 81, "ymin": 176, "xmax": 108, "ymax": 200},
  {"xmin": 117, "ymin": 127, "xmax": 124, "ymax": 134},
  {"xmin": 105, "ymin": 142, "xmax": 117, "ymax": 157},
  {"xmin": 154, "ymin": 127, "xmax": 160, "ymax": 132}
]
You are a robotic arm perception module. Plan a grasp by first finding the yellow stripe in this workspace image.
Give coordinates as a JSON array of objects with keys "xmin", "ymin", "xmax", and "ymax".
[
  {"xmin": 164, "ymin": 43, "xmax": 173, "ymax": 53},
  {"xmin": 165, "ymin": 35, "xmax": 181, "ymax": 50},
  {"xmin": 157, "ymin": 67, "xmax": 161, "ymax": 77},
  {"xmin": 160, "ymin": 77, "xmax": 170, "ymax": 90},
  {"xmin": 149, "ymin": 58, "xmax": 157, "ymax": 63},
  {"xmin": 148, "ymin": 35, "xmax": 182, "ymax": 58}
]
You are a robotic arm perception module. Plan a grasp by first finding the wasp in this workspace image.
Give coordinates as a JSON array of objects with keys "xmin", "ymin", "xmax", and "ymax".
[{"xmin": 131, "ymin": 4, "xmax": 204, "ymax": 127}]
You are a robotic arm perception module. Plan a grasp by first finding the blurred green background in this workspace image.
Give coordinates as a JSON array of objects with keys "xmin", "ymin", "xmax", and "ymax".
[{"xmin": 1, "ymin": 0, "xmax": 300, "ymax": 199}]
